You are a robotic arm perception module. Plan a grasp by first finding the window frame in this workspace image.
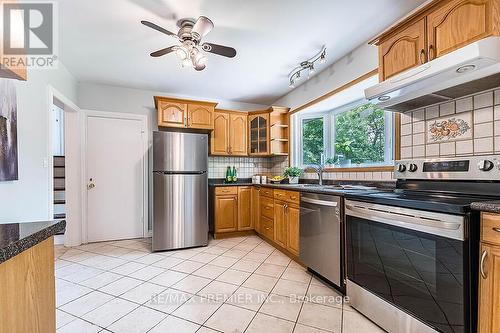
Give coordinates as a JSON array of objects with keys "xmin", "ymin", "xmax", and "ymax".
[{"xmin": 290, "ymin": 71, "xmax": 401, "ymax": 172}]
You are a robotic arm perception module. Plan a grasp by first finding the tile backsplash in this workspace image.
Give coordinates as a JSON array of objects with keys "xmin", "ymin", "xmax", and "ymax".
[
  {"xmin": 401, "ymin": 88, "xmax": 500, "ymax": 158},
  {"xmin": 208, "ymin": 156, "xmax": 288, "ymax": 178}
]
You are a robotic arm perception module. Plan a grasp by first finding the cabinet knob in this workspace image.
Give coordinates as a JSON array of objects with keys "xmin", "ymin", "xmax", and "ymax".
[
  {"xmin": 419, "ymin": 49, "xmax": 426, "ymax": 64},
  {"xmin": 429, "ymin": 44, "xmax": 435, "ymax": 60}
]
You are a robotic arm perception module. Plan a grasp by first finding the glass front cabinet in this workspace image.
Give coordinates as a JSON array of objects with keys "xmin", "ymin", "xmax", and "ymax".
[{"xmin": 248, "ymin": 113, "xmax": 270, "ymax": 155}]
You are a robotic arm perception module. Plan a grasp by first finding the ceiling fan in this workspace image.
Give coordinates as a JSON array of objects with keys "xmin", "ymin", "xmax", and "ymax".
[{"xmin": 141, "ymin": 16, "xmax": 237, "ymax": 71}]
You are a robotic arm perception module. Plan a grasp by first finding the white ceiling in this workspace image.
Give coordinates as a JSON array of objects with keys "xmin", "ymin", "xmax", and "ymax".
[{"xmin": 56, "ymin": 0, "xmax": 427, "ymax": 105}]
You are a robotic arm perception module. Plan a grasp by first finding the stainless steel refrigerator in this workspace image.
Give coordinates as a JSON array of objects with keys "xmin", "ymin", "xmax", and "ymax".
[{"xmin": 152, "ymin": 131, "xmax": 208, "ymax": 251}]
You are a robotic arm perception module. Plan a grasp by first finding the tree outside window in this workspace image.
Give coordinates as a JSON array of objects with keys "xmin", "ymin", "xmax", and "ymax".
[
  {"xmin": 302, "ymin": 118, "xmax": 323, "ymax": 165},
  {"xmin": 334, "ymin": 103, "xmax": 386, "ymax": 164},
  {"xmin": 296, "ymin": 102, "xmax": 393, "ymax": 168}
]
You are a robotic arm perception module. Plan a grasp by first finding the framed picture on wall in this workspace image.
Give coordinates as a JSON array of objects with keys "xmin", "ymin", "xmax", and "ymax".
[{"xmin": 0, "ymin": 79, "xmax": 19, "ymax": 181}]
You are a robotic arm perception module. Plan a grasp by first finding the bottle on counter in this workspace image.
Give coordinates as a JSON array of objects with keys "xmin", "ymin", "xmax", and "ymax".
[
  {"xmin": 232, "ymin": 166, "xmax": 237, "ymax": 182},
  {"xmin": 225, "ymin": 166, "xmax": 232, "ymax": 183}
]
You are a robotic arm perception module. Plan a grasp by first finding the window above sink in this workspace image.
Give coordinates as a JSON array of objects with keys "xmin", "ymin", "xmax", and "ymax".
[{"xmin": 291, "ymin": 72, "xmax": 399, "ymax": 171}]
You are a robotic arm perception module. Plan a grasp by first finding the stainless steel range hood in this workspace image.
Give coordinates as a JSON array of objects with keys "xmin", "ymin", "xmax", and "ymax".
[{"xmin": 365, "ymin": 37, "xmax": 500, "ymax": 112}]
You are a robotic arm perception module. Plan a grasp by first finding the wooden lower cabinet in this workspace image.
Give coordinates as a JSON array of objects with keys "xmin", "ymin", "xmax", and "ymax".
[
  {"xmin": 0, "ymin": 237, "xmax": 55, "ymax": 333},
  {"xmin": 287, "ymin": 205, "xmax": 300, "ymax": 256},
  {"xmin": 252, "ymin": 187, "xmax": 261, "ymax": 233},
  {"xmin": 274, "ymin": 201, "xmax": 287, "ymax": 247},
  {"xmin": 238, "ymin": 186, "xmax": 252, "ymax": 230},
  {"xmin": 260, "ymin": 216, "xmax": 274, "ymax": 240},
  {"xmin": 478, "ymin": 212, "xmax": 500, "ymax": 333},
  {"xmin": 213, "ymin": 186, "xmax": 300, "ymax": 258},
  {"xmin": 214, "ymin": 186, "xmax": 252, "ymax": 235},
  {"xmin": 260, "ymin": 189, "xmax": 300, "ymax": 257},
  {"xmin": 214, "ymin": 194, "xmax": 238, "ymax": 233}
]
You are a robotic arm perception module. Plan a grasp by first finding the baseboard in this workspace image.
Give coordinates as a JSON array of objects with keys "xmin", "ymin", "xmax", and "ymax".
[{"xmin": 214, "ymin": 230, "xmax": 256, "ymax": 239}]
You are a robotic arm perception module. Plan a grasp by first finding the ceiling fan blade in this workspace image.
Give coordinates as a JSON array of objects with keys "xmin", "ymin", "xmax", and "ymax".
[
  {"xmin": 192, "ymin": 16, "xmax": 214, "ymax": 38},
  {"xmin": 141, "ymin": 20, "xmax": 178, "ymax": 38},
  {"xmin": 150, "ymin": 46, "xmax": 176, "ymax": 57},
  {"xmin": 201, "ymin": 43, "xmax": 236, "ymax": 58}
]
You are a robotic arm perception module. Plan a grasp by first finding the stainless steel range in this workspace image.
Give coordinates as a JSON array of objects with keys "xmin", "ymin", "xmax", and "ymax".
[{"xmin": 344, "ymin": 155, "xmax": 500, "ymax": 333}]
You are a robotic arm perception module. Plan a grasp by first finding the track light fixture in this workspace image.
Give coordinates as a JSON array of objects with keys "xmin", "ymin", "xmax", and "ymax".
[{"xmin": 288, "ymin": 45, "xmax": 326, "ymax": 88}]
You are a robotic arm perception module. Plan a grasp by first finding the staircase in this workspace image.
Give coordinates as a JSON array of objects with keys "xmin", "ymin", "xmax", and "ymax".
[{"xmin": 53, "ymin": 156, "xmax": 66, "ymax": 234}]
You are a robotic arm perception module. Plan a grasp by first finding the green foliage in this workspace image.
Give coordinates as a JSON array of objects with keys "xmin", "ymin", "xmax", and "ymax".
[
  {"xmin": 334, "ymin": 103, "xmax": 386, "ymax": 164},
  {"xmin": 300, "ymin": 103, "xmax": 388, "ymax": 166},
  {"xmin": 283, "ymin": 166, "xmax": 302, "ymax": 178},
  {"xmin": 302, "ymin": 118, "xmax": 323, "ymax": 164}
]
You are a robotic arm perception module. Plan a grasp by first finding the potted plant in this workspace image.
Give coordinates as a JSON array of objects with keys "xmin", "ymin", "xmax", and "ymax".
[{"xmin": 283, "ymin": 167, "xmax": 302, "ymax": 184}]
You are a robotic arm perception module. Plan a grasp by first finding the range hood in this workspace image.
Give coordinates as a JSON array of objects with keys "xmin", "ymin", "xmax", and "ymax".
[{"xmin": 365, "ymin": 36, "xmax": 500, "ymax": 112}]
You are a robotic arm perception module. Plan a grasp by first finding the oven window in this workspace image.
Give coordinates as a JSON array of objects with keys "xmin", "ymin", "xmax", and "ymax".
[{"xmin": 346, "ymin": 215, "xmax": 465, "ymax": 333}]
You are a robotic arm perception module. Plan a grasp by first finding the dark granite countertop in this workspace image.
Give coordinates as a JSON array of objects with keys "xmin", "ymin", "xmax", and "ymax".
[
  {"xmin": 471, "ymin": 201, "xmax": 500, "ymax": 214},
  {"xmin": 0, "ymin": 220, "xmax": 66, "ymax": 264},
  {"xmin": 209, "ymin": 178, "xmax": 395, "ymax": 196}
]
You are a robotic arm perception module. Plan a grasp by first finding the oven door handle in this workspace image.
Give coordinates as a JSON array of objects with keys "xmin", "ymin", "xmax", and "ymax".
[{"xmin": 345, "ymin": 203, "xmax": 465, "ymax": 240}]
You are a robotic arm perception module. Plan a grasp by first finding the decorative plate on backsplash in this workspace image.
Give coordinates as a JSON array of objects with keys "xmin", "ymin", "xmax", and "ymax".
[{"xmin": 426, "ymin": 112, "xmax": 472, "ymax": 143}]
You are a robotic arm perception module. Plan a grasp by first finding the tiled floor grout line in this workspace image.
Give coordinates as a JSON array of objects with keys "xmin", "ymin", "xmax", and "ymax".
[
  {"xmin": 55, "ymin": 236, "xmax": 350, "ymax": 333},
  {"xmin": 198, "ymin": 241, "xmax": 277, "ymax": 332},
  {"xmin": 240, "ymin": 252, "xmax": 295, "ymax": 332},
  {"xmin": 55, "ymin": 236, "xmax": 270, "ymax": 330}
]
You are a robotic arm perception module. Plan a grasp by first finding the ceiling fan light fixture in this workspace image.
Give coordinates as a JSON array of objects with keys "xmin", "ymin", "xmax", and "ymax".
[
  {"xmin": 142, "ymin": 17, "xmax": 236, "ymax": 72},
  {"xmin": 181, "ymin": 57, "xmax": 192, "ymax": 68},
  {"xmin": 175, "ymin": 46, "xmax": 188, "ymax": 60}
]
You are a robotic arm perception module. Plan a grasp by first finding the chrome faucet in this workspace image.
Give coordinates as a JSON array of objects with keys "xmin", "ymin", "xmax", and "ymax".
[{"xmin": 309, "ymin": 153, "xmax": 326, "ymax": 185}]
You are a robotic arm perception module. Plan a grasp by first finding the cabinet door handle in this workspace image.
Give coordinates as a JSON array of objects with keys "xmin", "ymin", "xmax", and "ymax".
[
  {"xmin": 428, "ymin": 44, "xmax": 434, "ymax": 60},
  {"xmin": 480, "ymin": 250, "xmax": 488, "ymax": 279},
  {"xmin": 492, "ymin": 227, "xmax": 500, "ymax": 233},
  {"xmin": 419, "ymin": 49, "xmax": 426, "ymax": 64}
]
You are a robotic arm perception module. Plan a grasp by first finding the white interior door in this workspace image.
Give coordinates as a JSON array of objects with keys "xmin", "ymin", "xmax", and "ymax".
[{"xmin": 86, "ymin": 115, "xmax": 145, "ymax": 242}]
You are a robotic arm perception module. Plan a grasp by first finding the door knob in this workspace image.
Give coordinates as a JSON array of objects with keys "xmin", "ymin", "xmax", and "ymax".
[{"xmin": 88, "ymin": 178, "xmax": 96, "ymax": 190}]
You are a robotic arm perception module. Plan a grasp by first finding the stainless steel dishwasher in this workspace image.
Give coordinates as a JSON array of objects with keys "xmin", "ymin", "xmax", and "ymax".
[{"xmin": 300, "ymin": 192, "xmax": 342, "ymax": 287}]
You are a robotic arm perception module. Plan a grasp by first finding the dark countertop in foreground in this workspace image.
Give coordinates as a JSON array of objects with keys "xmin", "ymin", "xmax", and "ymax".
[
  {"xmin": 0, "ymin": 220, "xmax": 66, "ymax": 264},
  {"xmin": 471, "ymin": 201, "xmax": 500, "ymax": 214}
]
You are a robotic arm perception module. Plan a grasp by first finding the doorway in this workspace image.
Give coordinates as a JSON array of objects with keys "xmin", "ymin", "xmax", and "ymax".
[
  {"xmin": 83, "ymin": 111, "xmax": 148, "ymax": 243},
  {"xmin": 48, "ymin": 87, "xmax": 81, "ymax": 247}
]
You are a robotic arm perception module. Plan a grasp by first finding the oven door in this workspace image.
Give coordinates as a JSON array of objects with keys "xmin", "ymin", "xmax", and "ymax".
[{"xmin": 345, "ymin": 200, "xmax": 468, "ymax": 333}]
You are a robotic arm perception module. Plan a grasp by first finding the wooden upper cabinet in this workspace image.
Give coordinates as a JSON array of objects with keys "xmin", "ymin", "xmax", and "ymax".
[
  {"xmin": 379, "ymin": 18, "xmax": 427, "ymax": 81},
  {"xmin": 427, "ymin": 0, "xmax": 493, "ymax": 59},
  {"xmin": 373, "ymin": 0, "xmax": 500, "ymax": 82},
  {"xmin": 157, "ymin": 100, "xmax": 187, "ymax": 128},
  {"xmin": 155, "ymin": 96, "xmax": 217, "ymax": 129},
  {"xmin": 211, "ymin": 111, "xmax": 230, "ymax": 155},
  {"xmin": 248, "ymin": 113, "xmax": 270, "ymax": 155},
  {"xmin": 229, "ymin": 113, "xmax": 248, "ymax": 156},
  {"xmin": 238, "ymin": 187, "xmax": 252, "ymax": 230},
  {"xmin": 214, "ymin": 194, "xmax": 238, "ymax": 233},
  {"xmin": 210, "ymin": 110, "xmax": 248, "ymax": 156},
  {"xmin": 188, "ymin": 103, "xmax": 214, "ymax": 129}
]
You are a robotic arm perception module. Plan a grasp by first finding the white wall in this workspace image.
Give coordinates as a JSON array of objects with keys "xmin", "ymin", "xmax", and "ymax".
[
  {"xmin": 77, "ymin": 83, "xmax": 268, "ymax": 132},
  {"xmin": 273, "ymin": 43, "xmax": 378, "ymax": 110},
  {"xmin": 0, "ymin": 64, "xmax": 78, "ymax": 223}
]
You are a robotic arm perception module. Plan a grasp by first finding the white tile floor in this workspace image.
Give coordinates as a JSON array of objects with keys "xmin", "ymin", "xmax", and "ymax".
[{"xmin": 54, "ymin": 235, "xmax": 385, "ymax": 333}]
